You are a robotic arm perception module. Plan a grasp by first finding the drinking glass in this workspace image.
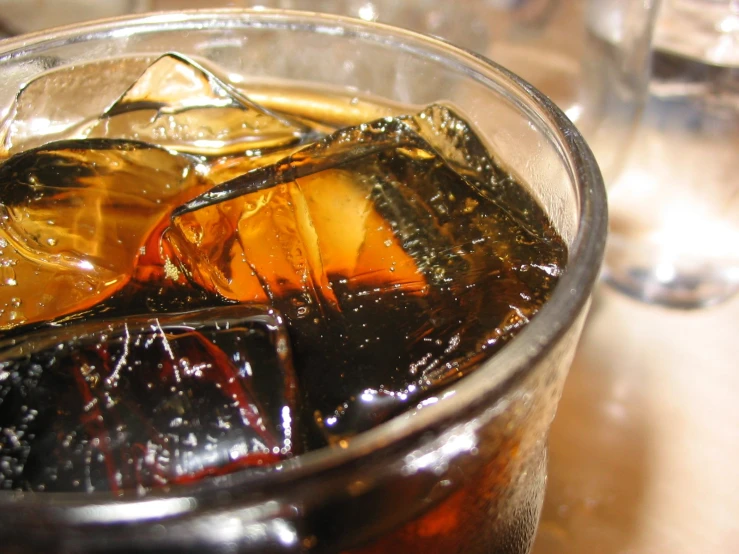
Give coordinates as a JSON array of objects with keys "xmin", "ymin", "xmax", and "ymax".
[
  {"xmin": 605, "ymin": 0, "xmax": 739, "ymax": 307},
  {"xmin": 0, "ymin": 10, "xmax": 606, "ymax": 553}
]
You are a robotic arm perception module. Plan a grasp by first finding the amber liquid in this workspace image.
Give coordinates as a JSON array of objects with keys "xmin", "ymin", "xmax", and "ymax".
[{"xmin": 0, "ymin": 62, "xmax": 566, "ymax": 547}]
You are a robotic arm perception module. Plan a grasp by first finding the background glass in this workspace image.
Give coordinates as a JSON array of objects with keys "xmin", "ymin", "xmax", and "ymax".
[
  {"xmin": 0, "ymin": 10, "xmax": 606, "ymax": 553},
  {"xmin": 605, "ymin": 0, "xmax": 739, "ymax": 307}
]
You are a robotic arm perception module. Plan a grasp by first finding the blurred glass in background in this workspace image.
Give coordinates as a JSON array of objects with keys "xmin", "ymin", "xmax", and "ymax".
[{"xmin": 606, "ymin": 0, "xmax": 739, "ymax": 307}]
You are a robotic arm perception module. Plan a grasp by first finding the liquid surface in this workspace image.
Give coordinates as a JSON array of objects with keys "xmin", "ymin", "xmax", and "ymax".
[{"xmin": 0, "ymin": 53, "xmax": 566, "ymax": 494}]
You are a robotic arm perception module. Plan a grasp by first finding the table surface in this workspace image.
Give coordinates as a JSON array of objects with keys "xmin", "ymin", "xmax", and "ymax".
[
  {"xmin": 532, "ymin": 286, "xmax": 739, "ymax": 554},
  {"xmin": 0, "ymin": 3, "xmax": 737, "ymax": 553}
]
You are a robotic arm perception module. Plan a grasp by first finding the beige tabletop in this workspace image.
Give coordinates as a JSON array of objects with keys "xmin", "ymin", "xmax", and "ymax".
[{"xmin": 533, "ymin": 286, "xmax": 739, "ymax": 554}]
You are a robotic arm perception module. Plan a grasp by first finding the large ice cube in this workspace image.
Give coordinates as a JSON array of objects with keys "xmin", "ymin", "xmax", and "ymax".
[
  {"xmin": 0, "ymin": 306, "xmax": 299, "ymax": 494},
  {"xmin": 0, "ymin": 54, "xmax": 312, "ymax": 160},
  {"xmin": 0, "ymin": 139, "xmax": 208, "ymax": 329},
  {"xmin": 167, "ymin": 105, "xmax": 565, "ymax": 445},
  {"xmin": 0, "ymin": 57, "xmax": 154, "ymax": 156},
  {"xmin": 85, "ymin": 53, "xmax": 313, "ymax": 157}
]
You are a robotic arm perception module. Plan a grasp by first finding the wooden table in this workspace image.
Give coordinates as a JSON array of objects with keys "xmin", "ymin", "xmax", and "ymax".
[{"xmin": 533, "ymin": 285, "xmax": 739, "ymax": 554}]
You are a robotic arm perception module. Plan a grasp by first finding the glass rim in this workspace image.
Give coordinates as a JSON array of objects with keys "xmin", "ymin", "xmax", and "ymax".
[{"xmin": 0, "ymin": 8, "xmax": 607, "ymax": 515}]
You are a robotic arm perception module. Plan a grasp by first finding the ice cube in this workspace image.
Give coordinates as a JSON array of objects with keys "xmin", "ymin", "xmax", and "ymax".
[
  {"xmin": 0, "ymin": 54, "xmax": 312, "ymax": 159},
  {"xmin": 85, "ymin": 53, "xmax": 313, "ymax": 157},
  {"xmin": 166, "ymin": 105, "xmax": 565, "ymax": 445},
  {"xmin": 402, "ymin": 104, "xmax": 558, "ymax": 244},
  {"xmin": 0, "ymin": 305, "xmax": 299, "ymax": 494},
  {"xmin": 165, "ymin": 117, "xmax": 433, "ymax": 316},
  {"xmin": 0, "ymin": 139, "xmax": 209, "ymax": 329},
  {"xmin": 0, "ymin": 57, "xmax": 154, "ymax": 156}
]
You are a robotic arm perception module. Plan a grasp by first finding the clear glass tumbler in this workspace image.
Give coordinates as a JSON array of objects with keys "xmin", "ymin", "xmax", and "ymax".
[
  {"xmin": 605, "ymin": 0, "xmax": 739, "ymax": 307},
  {"xmin": 0, "ymin": 10, "xmax": 607, "ymax": 553}
]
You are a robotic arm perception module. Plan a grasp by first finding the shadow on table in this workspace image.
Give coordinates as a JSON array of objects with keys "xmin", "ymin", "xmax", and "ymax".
[{"xmin": 531, "ymin": 288, "xmax": 653, "ymax": 554}]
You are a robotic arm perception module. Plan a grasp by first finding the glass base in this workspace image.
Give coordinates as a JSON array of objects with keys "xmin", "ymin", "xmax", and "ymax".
[
  {"xmin": 603, "ymin": 236, "xmax": 739, "ymax": 309},
  {"xmin": 603, "ymin": 41, "xmax": 739, "ymax": 310}
]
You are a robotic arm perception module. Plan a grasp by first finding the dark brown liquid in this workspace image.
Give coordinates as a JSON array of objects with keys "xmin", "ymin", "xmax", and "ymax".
[
  {"xmin": 0, "ymin": 307, "xmax": 299, "ymax": 493},
  {"xmin": 0, "ymin": 54, "xmax": 566, "ymax": 497}
]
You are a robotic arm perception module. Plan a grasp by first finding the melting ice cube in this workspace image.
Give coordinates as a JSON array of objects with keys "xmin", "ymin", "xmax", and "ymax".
[
  {"xmin": 0, "ymin": 305, "xmax": 299, "ymax": 494},
  {"xmin": 0, "ymin": 57, "xmax": 154, "ymax": 156},
  {"xmin": 0, "ymin": 139, "xmax": 208, "ymax": 329},
  {"xmin": 0, "ymin": 54, "xmax": 312, "ymax": 159},
  {"xmin": 166, "ymin": 105, "xmax": 565, "ymax": 445},
  {"xmin": 85, "ymin": 53, "xmax": 312, "ymax": 156}
]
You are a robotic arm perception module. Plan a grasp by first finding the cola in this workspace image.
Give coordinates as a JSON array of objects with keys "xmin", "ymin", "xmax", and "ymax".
[{"xmin": 0, "ymin": 53, "xmax": 566, "ymax": 551}]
